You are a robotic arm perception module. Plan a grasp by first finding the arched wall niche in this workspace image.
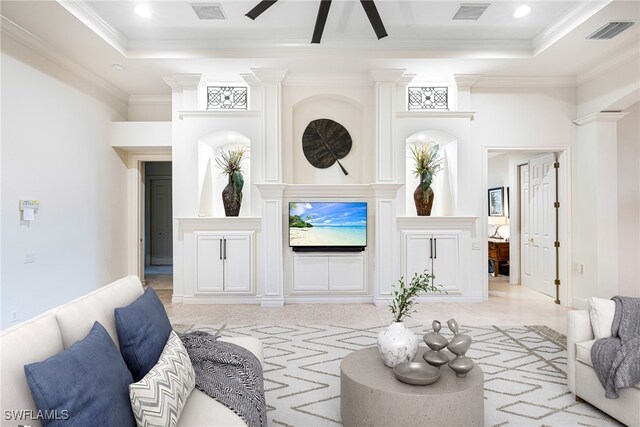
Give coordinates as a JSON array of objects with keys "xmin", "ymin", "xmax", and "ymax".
[
  {"xmin": 291, "ymin": 94, "xmax": 366, "ymax": 184},
  {"xmin": 404, "ymin": 130, "xmax": 458, "ymax": 216},
  {"xmin": 197, "ymin": 130, "xmax": 251, "ymax": 217}
]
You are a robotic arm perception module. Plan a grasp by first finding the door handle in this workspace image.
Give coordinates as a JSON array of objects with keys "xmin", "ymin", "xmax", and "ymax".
[
  {"xmin": 219, "ymin": 239, "xmax": 223, "ymax": 260},
  {"xmin": 434, "ymin": 238, "xmax": 437, "ymax": 259},
  {"xmin": 429, "ymin": 238, "xmax": 433, "ymax": 259},
  {"xmin": 223, "ymin": 238, "xmax": 227, "ymax": 260}
]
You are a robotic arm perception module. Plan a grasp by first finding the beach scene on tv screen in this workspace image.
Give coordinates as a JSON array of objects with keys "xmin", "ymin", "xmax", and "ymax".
[{"xmin": 289, "ymin": 202, "xmax": 367, "ymax": 247}]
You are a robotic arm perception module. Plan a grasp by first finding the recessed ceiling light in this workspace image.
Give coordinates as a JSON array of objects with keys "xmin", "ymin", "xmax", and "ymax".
[
  {"xmin": 134, "ymin": 5, "xmax": 152, "ymax": 18},
  {"xmin": 513, "ymin": 5, "xmax": 531, "ymax": 18},
  {"xmin": 112, "ymin": 64, "xmax": 125, "ymax": 72}
]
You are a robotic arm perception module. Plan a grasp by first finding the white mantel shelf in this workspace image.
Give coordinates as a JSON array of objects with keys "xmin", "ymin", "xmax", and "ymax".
[
  {"xmin": 396, "ymin": 216, "xmax": 478, "ymax": 232},
  {"xmin": 176, "ymin": 217, "xmax": 261, "ymax": 237},
  {"xmin": 396, "ymin": 111, "xmax": 476, "ymax": 120},
  {"xmin": 177, "ymin": 110, "xmax": 262, "ymax": 120}
]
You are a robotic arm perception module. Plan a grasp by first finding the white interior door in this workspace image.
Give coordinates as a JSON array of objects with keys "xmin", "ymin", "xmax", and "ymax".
[
  {"xmin": 223, "ymin": 235, "xmax": 252, "ymax": 293},
  {"xmin": 526, "ymin": 153, "xmax": 557, "ymax": 297},
  {"xmin": 520, "ymin": 165, "xmax": 532, "ymax": 288}
]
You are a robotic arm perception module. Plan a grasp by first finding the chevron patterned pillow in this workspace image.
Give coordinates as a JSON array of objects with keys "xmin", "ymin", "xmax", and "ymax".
[{"xmin": 129, "ymin": 331, "xmax": 195, "ymax": 427}]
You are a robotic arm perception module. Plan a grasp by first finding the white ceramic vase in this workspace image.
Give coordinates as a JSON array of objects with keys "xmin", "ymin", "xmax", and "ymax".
[{"xmin": 377, "ymin": 322, "xmax": 419, "ymax": 367}]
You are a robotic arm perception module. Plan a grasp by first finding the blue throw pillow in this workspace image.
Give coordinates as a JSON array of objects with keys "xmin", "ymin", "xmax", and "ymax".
[
  {"xmin": 24, "ymin": 322, "xmax": 135, "ymax": 427},
  {"xmin": 115, "ymin": 287, "xmax": 172, "ymax": 381}
]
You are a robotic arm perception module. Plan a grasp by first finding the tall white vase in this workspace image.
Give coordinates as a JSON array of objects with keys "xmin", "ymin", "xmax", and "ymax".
[{"xmin": 377, "ymin": 322, "xmax": 419, "ymax": 367}]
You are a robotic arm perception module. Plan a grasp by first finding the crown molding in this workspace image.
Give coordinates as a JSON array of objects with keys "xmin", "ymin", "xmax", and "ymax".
[
  {"xmin": 573, "ymin": 112, "xmax": 629, "ymax": 126},
  {"xmin": 56, "ymin": 0, "xmax": 129, "ymax": 56},
  {"xmin": 473, "ymin": 76, "xmax": 577, "ymax": 88},
  {"xmin": 533, "ymin": 0, "xmax": 612, "ymax": 56},
  {"xmin": 454, "ymin": 74, "xmax": 483, "ymax": 88},
  {"xmin": 162, "ymin": 74, "xmax": 203, "ymax": 91},
  {"xmin": 397, "ymin": 74, "xmax": 416, "ymax": 88},
  {"xmin": 283, "ymin": 74, "xmax": 374, "ymax": 86},
  {"xmin": 0, "ymin": 16, "xmax": 129, "ymax": 104},
  {"xmin": 577, "ymin": 43, "xmax": 640, "ymax": 86},
  {"xmin": 128, "ymin": 95, "xmax": 172, "ymax": 107}
]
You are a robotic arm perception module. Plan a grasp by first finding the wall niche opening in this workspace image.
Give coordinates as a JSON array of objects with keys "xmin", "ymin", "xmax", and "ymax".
[
  {"xmin": 405, "ymin": 130, "xmax": 458, "ymax": 216},
  {"xmin": 197, "ymin": 130, "xmax": 251, "ymax": 217}
]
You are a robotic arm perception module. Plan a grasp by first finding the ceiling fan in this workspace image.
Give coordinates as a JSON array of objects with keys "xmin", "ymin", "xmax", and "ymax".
[{"xmin": 245, "ymin": 0, "xmax": 388, "ymax": 44}]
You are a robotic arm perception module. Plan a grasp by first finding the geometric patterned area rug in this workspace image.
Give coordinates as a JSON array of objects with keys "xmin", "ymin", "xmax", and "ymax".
[{"xmin": 174, "ymin": 324, "xmax": 622, "ymax": 427}]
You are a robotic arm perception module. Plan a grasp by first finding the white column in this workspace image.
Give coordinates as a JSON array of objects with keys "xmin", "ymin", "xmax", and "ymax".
[
  {"xmin": 573, "ymin": 112, "xmax": 628, "ymax": 300},
  {"xmin": 372, "ymin": 184, "xmax": 403, "ymax": 306},
  {"xmin": 161, "ymin": 74, "xmax": 202, "ymax": 304},
  {"xmin": 255, "ymin": 184, "xmax": 286, "ymax": 307},
  {"xmin": 453, "ymin": 74, "xmax": 481, "ymax": 111},
  {"xmin": 371, "ymin": 69, "xmax": 406, "ymax": 182},
  {"xmin": 251, "ymin": 68, "xmax": 287, "ymax": 182}
]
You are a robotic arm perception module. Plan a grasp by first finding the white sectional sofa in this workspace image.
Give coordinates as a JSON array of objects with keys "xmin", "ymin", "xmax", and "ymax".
[
  {"xmin": 567, "ymin": 310, "xmax": 640, "ymax": 427},
  {"xmin": 1, "ymin": 275, "xmax": 263, "ymax": 427}
]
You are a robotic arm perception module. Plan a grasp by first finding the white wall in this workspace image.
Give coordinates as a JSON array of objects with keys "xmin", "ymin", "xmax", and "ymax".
[
  {"xmin": 617, "ymin": 101, "xmax": 640, "ymax": 297},
  {"xmin": 472, "ymin": 87, "xmax": 577, "ymax": 304},
  {"xmin": 282, "ymin": 84, "xmax": 375, "ymax": 185},
  {"xmin": 1, "ymin": 53, "xmax": 129, "ymax": 328}
]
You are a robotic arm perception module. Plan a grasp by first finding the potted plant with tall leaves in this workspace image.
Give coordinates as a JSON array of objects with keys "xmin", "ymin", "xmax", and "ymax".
[
  {"xmin": 377, "ymin": 270, "xmax": 442, "ymax": 367},
  {"xmin": 215, "ymin": 146, "xmax": 247, "ymax": 217},
  {"xmin": 410, "ymin": 143, "xmax": 442, "ymax": 216}
]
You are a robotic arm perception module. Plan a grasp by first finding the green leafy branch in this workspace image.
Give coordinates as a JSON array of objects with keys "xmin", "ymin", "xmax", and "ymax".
[{"xmin": 389, "ymin": 270, "xmax": 445, "ymax": 322}]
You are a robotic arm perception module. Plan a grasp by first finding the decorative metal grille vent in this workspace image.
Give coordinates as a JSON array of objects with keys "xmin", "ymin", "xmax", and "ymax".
[
  {"xmin": 408, "ymin": 87, "xmax": 449, "ymax": 111},
  {"xmin": 207, "ymin": 86, "xmax": 248, "ymax": 110}
]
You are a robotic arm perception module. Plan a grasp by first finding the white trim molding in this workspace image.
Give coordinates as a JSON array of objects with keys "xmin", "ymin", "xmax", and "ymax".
[
  {"xmin": 573, "ymin": 112, "xmax": 629, "ymax": 126},
  {"xmin": 176, "ymin": 217, "xmax": 261, "ymax": 238},
  {"xmin": 396, "ymin": 111, "xmax": 476, "ymax": 120},
  {"xmin": 177, "ymin": 110, "xmax": 261, "ymax": 120}
]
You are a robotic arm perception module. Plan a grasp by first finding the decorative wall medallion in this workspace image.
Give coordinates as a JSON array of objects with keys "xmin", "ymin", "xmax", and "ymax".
[{"xmin": 302, "ymin": 119, "xmax": 352, "ymax": 176}]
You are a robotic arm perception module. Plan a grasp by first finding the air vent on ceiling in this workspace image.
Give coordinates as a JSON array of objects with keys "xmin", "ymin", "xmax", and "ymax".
[
  {"xmin": 587, "ymin": 21, "xmax": 634, "ymax": 39},
  {"xmin": 452, "ymin": 3, "xmax": 490, "ymax": 21},
  {"xmin": 191, "ymin": 3, "xmax": 226, "ymax": 20}
]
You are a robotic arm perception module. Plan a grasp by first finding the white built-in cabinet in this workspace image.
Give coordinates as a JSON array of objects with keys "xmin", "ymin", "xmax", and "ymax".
[
  {"xmin": 195, "ymin": 232, "xmax": 253, "ymax": 294},
  {"xmin": 403, "ymin": 231, "xmax": 461, "ymax": 293},
  {"xmin": 293, "ymin": 253, "xmax": 366, "ymax": 293}
]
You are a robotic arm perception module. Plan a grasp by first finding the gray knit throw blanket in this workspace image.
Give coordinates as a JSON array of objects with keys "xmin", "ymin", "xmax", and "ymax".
[
  {"xmin": 179, "ymin": 331, "xmax": 266, "ymax": 427},
  {"xmin": 591, "ymin": 295, "xmax": 640, "ymax": 399}
]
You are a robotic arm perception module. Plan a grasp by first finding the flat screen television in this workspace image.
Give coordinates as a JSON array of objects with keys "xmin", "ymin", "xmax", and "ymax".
[{"xmin": 289, "ymin": 202, "xmax": 367, "ymax": 252}]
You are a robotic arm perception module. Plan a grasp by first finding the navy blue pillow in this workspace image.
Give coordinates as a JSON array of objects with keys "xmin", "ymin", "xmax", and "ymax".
[
  {"xmin": 24, "ymin": 322, "xmax": 135, "ymax": 427},
  {"xmin": 115, "ymin": 287, "xmax": 172, "ymax": 381}
]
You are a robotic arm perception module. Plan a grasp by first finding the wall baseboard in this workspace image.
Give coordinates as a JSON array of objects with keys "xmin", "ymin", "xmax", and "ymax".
[{"xmin": 285, "ymin": 295, "xmax": 374, "ymax": 304}]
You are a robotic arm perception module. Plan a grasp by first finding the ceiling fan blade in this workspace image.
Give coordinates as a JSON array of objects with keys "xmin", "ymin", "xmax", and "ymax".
[
  {"xmin": 359, "ymin": 0, "xmax": 388, "ymax": 40},
  {"xmin": 312, "ymin": 0, "xmax": 332, "ymax": 44},
  {"xmin": 245, "ymin": 0, "xmax": 278, "ymax": 20}
]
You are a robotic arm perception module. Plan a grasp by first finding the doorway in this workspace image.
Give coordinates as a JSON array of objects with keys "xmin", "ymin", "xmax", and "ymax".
[
  {"xmin": 486, "ymin": 149, "xmax": 570, "ymax": 305},
  {"xmin": 144, "ymin": 161, "xmax": 173, "ymax": 291}
]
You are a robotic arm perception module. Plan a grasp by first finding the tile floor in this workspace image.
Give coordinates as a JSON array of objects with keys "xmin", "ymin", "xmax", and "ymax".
[{"xmin": 157, "ymin": 273, "xmax": 570, "ymax": 334}]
